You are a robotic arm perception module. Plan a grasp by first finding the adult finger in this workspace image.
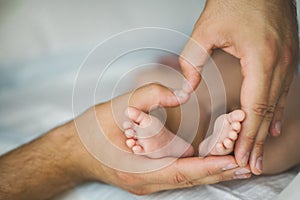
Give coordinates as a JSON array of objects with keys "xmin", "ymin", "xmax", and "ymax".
[
  {"xmin": 128, "ymin": 83, "xmax": 188, "ymax": 111},
  {"xmin": 269, "ymin": 38, "xmax": 298, "ymax": 136},
  {"xmin": 269, "ymin": 72, "xmax": 294, "ymax": 137},
  {"xmin": 144, "ymin": 156, "xmax": 237, "ymax": 186},
  {"xmin": 177, "ymin": 158, "xmax": 251, "ymax": 186},
  {"xmin": 234, "ymin": 52, "xmax": 273, "ymax": 168},
  {"xmin": 249, "ymin": 59, "xmax": 286, "ymax": 174},
  {"xmin": 179, "ymin": 29, "xmax": 213, "ymax": 93},
  {"xmin": 113, "ymin": 83, "xmax": 188, "ymax": 128},
  {"xmin": 142, "ymin": 156, "xmax": 250, "ymax": 193},
  {"xmin": 269, "ymin": 86, "xmax": 288, "ymax": 136},
  {"xmin": 144, "ymin": 166, "xmax": 251, "ymax": 194}
]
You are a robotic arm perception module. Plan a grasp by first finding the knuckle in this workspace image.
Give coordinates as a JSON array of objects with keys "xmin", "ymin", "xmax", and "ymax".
[
  {"xmin": 147, "ymin": 83, "xmax": 165, "ymax": 95},
  {"xmin": 244, "ymin": 132, "xmax": 256, "ymax": 143},
  {"xmin": 147, "ymin": 82, "xmax": 174, "ymax": 100},
  {"xmin": 264, "ymin": 108, "xmax": 275, "ymax": 121},
  {"xmin": 251, "ymin": 103, "xmax": 268, "ymax": 116},
  {"xmin": 173, "ymin": 172, "xmax": 185, "ymax": 184},
  {"xmin": 255, "ymin": 139, "xmax": 265, "ymax": 148},
  {"xmin": 251, "ymin": 103, "xmax": 275, "ymax": 118},
  {"xmin": 144, "ymin": 82, "xmax": 177, "ymax": 107},
  {"xmin": 253, "ymin": 139, "xmax": 265, "ymax": 153},
  {"xmin": 205, "ymin": 167, "xmax": 215, "ymax": 177},
  {"xmin": 172, "ymin": 165, "xmax": 194, "ymax": 187}
]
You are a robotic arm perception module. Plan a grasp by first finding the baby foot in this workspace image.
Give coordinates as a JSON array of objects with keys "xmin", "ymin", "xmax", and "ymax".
[
  {"xmin": 123, "ymin": 107, "xmax": 194, "ymax": 158},
  {"xmin": 198, "ymin": 110, "xmax": 245, "ymax": 157}
]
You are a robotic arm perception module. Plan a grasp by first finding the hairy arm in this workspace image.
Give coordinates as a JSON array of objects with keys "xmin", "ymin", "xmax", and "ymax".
[{"xmin": 0, "ymin": 122, "xmax": 92, "ymax": 199}]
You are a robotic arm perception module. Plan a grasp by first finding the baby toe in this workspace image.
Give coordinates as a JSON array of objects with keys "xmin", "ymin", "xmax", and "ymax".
[
  {"xmin": 122, "ymin": 121, "xmax": 133, "ymax": 130},
  {"xmin": 231, "ymin": 122, "xmax": 241, "ymax": 132},
  {"xmin": 132, "ymin": 145, "xmax": 143, "ymax": 154},
  {"xmin": 126, "ymin": 139, "xmax": 136, "ymax": 148},
  {"xmin": 227, "ymin": 110, "xmax": 245, "ymax": 123},
  {"xmin": 223, "ymin": 138, "xmax": 233, "ymax": 149},
  {"xmin": 124, "ymin": 129, "xmax": 135, "ymax": 138},
  {"xmin": 216, "ymin": 142, "xmax": 226, "ymax": 153},
  {"xmin": 229, "ymin": 131, "xmax": 238, "ymax": 140},
  {"xmin": 126, "ymin": 106, "xmax": 152, "ymax": 126},
  {"xmin": 232, "ymin": 110, "xmax": 245, "ymax": 121}
]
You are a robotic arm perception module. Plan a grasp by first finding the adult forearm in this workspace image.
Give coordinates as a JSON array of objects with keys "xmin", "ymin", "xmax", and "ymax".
[{"xmin": 0, "ymin": 121, "xmax": 86, "ymax": 200}]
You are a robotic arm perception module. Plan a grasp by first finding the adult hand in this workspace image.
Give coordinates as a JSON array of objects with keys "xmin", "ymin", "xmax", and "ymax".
[
  {"xmin": 179, "ymin": 0, "xmax": 299, "ymax": 175},
  {"xmin": 77, "ymin": 83, "xmax": 251, "ymax": 195},
  {"xmin": 87, "ymin": 155, "xmax": 250, "ymax": 195},
  {"xmin": 0, "ymin": 83, "xmax": 251, "ymax": 200}
]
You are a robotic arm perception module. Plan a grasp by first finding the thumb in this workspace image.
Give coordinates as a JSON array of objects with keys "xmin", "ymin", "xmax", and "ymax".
[
  {"xmin": 129, "ymin": 83, "xmax": 189, "ymax": 112},
  {"xmin": 179, "ymin": 35, "xmax": 213, "ymax": 93}
]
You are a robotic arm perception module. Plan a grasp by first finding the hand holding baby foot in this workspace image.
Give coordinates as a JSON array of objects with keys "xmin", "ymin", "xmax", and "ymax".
[
  {"xmin": 199, "ymin": 110, "xmax": 245, "ymax": 157},
  {"xmin": 123, "ymin": 106, "xmax": 194, "ymax": 158}
]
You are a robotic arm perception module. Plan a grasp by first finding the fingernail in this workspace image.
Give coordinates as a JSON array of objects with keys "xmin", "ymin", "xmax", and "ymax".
[
  {"xmin": 241, "ymin": 152, "xmax": 250, "ymax": 166},
  {"xmin": 222, "ymin": 163, "xmax": 238, "ymax": 171},
  {"xmin": 182, "ymin": 81, "xmax": 192, "ymax": 93},
  {"xmin": 256, "ymin": 156, "xmax": 263, "ymax": 172},
  {"xmin": 173, "ymin": 90, "xmax": 189, "ymax": 102},
  {"xmin": 275, "ymin": 121, "xmax": 281, "ymax": 135},
  {"xmin": 235, "ymin": 168, "xmax": 251, "ymax": 176},
  {"xmin": 233, "ymin": 174, "xmax": 251, "ymax": 179}
]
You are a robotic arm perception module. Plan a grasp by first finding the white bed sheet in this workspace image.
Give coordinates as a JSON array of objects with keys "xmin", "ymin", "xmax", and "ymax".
[{"xmin": 0, "ymin": 55, "xmax": 299, "ymax": 200}]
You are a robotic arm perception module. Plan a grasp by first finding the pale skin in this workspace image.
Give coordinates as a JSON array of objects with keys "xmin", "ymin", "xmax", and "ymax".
[
  {"xmin": 125, "ymin": 50, "xmax": 300, "ymax": 175},
  {"xmin": 123, "ymin": 107, "xmax": 245, "ymax": 158},
  {"xmin": 178, "ymin": 0, "xmax": 299, "ymax": 175},
  {"xmin": 0, "ymin": 79, "xmax": 252, "ymax": 200}
]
